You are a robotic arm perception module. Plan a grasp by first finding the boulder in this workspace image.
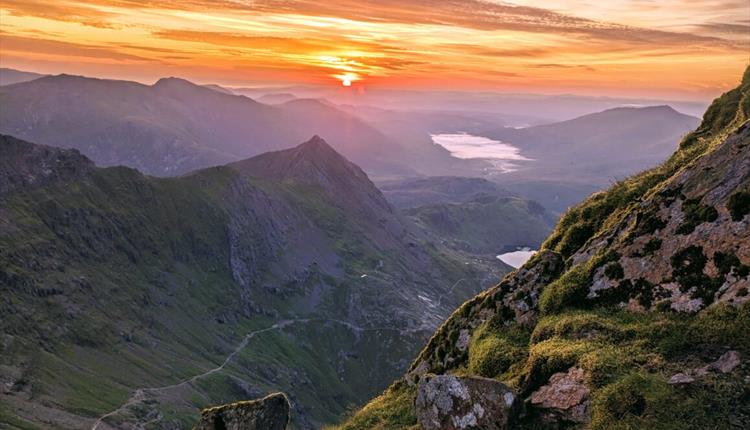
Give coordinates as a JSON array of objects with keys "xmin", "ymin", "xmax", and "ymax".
[
  {"xmin": 194, "ymin": 392, "xmax": 289, "ymax": 430},
  {"xmin": 669, "ymin": 350, "xmax": 741, "ymax": 384},
  {"xmin": 711, "ymin": 350, "xmax": 741, "ymax": 373},
  {"xmin": 415, "ymin": 374, "xmax": 519, "ymax": 430},
  {"xmin": 529, "ymin": 367, "xmax": 590, "ymax": 423}
]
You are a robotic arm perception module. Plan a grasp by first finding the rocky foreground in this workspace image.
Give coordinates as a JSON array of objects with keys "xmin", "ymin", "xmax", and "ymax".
[{"xmin": 324, "ymin": 66, "xmax": 750, "ymax": 429}]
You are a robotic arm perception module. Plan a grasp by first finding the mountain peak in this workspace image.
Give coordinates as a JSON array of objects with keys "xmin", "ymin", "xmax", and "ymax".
[
  {"xmin": 230, "ymin": 135, "xmax": 356, "ymax": 182},
  {"xmin": 153, "ymin": 76, "xmax": 194, "ymax": 87},
  {"xmin": 230, "ymin": 136, "xmax": 393, "ymax": 215},
  {"xmin": 298, "ymin": 134, "xmax": 332, "ymax": 151}
]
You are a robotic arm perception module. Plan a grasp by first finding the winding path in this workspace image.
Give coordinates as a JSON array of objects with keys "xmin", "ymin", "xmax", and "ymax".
[{"xmin": 91, "ymin": 317, "xmax": 427, "ymax": 429}]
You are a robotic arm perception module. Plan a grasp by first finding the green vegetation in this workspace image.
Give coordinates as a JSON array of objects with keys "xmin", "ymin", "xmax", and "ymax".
[
  {"xmin": 642, "ymin": 237, "xmax": 663, "ymax": 255},
  {"xmin": 325, "ymin": 382, "xmax": 418, "ymax": 430},
  {"xmin": 675, "ymin": 198, "xmax": 718, "ymax": 234},
  {"xmin": 0, "ymin": 140, "xmax": 483, "ymax": 429},
  {"xmin": 468, "ymin": 322, "xmax": 529, "ymax": 379},
  {"xmin": 727, "ymin": 190, "xmax": 750, "ymax": 221}
]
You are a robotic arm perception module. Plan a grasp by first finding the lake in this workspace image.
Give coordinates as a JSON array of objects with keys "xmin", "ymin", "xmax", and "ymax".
[
  {"xmin": 497, "ymin": 248, "xmax": 537, "ymax": 268},
  {"xmin": 431, "ymin": 132, "xmax": 531, "ymax": 173}
]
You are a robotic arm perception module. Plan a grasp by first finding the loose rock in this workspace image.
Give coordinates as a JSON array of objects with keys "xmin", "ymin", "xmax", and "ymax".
[
  {"xmin": 194, "ymin": 392, "xmax": 290, "ymax": 430},
  {"xmin": 416, "ymin": 374, "xmax": 519, "ymax": 430},
  {"xmin": 529, "ymin": 367, "xmax": 590, "ymax": 423}
]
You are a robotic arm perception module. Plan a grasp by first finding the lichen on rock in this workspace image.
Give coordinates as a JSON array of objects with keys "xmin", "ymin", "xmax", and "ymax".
[{"xmin": 194, "ymin": 392, "xmax": 290, "ymax": 430}]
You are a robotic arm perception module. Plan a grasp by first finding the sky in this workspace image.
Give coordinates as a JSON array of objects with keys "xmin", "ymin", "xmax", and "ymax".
[{"xmin": 0, "ymin": 0, "xmax": 748, "ymax": 99}]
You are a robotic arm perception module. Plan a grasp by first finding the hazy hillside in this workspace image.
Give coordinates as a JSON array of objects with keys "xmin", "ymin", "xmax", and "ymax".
[
  {"xmin": 0, "ymin": 135, "xmax": 499, "ymax": 429},
  {"xmin": 378, "ymin": 176, "xmax": 554, "ymax": 256},
  {"xmin": 377, "ymin": 176, "xmax": 513, "ymax": 210},
  {"xmin": 0, "ymin": 68, "xmax": 45, "ymax": 86},
  {"xmin": 487, "ymin": 105, "xmax": 700, "ymax": 185},
  {"xmin": 334, "ymin": 67, "xmax": 750, "ymax": 430},
  {"xmin": 0, "ymin": 75, "xmax": 410, "ymax": 177}
]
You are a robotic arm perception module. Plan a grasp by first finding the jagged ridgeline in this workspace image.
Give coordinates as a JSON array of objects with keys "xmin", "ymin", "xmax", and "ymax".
[
  {"xmin": 0, "ymin": 136, "xmax": 491, "ymax": 429},
  {"xmin": 333, "ymin": 66, "xmax": 750, "ymax": 430}
]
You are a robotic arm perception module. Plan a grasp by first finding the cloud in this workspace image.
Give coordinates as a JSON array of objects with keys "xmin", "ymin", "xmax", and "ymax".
[{"xmin": 0, "ymin": 33, "xmax": 157, "ymax": 62}]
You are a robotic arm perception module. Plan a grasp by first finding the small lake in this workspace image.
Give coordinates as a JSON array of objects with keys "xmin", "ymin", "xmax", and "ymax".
[
  {"xmin": 497, "ymin": 248, "xmax": 537, "ymax": 268},
  {"xmin": 431, "ymin": 133, "xmax": 531, "ymax": 173}
]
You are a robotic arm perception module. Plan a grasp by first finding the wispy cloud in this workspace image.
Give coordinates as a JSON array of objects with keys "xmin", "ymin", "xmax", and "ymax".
[{"xmin": 0, "ymin": 0, "xmax": 747, "ymax": 97}]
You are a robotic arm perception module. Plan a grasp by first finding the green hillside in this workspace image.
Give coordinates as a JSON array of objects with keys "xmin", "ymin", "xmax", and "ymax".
[{"xmin": 0, "ymin": 136, "xmax": 494, "ymax": 429}]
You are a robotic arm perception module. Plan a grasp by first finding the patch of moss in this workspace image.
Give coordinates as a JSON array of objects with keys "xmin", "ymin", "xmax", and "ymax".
[
  {"xmin": 520, "ymin": 339, "xmax": 593, "ymax": 392},
  {"xmin": 468, "ymin": 323, "xmax": 529, "ymax": 378},
  {"xmin": 642, "ymin": 237, "xmax": 663, "ymax": 255},
  {"xmin": 713, "ymin": 251, "xmax": 740, "ymax": 276},
  {"xmin": 591, "ymin": 373, "xmax": 675, "ymax": 428},
  {"xmin": 539, "ymin": 264, "xmax": 590, "ymax": 315},
  {"xmin": 727, "ymin": 190, "xmax": 750, "ymax": 221},
  {"xmin": 671, "ymin": 245, "xmax": 708, "ymax": 289},
  {"xmin": 604, "ymin": 262, "xmax": 624, "ymax": 280},
  {"xmin": 634, "ymin": 210, "xmax": 668, "ymax": 236},
  {"xmin": 326, "ymin": 382, "xmax": 417, "ymax": 430},
  {"xmin": 675, "ymin": 198, "xmax": 718, "ymax": 235},
  {"xmin": 531, "ymin": 312, "xmax": 630, "ymax": 344}
]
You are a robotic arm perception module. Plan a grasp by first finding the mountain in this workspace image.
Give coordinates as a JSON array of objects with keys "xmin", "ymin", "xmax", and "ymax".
[
  {"xmin": 404, "ymin": 196, "xmax": 555, "ymax": 256},
  {"xmin": 0, "ymin": 74, "xmax": 410, "ymax": 176},
  {"xmin": 0, "ymin": 68, "xmax": 45, "ymax": 86},
  {"xmin": 377, "ymin": 176, "xmax": 514, "ymax": 210},
  {"xmin": 0, "ymin": 135, "xmax": 501, "ymax": 429},
  {"xmin": 258, "ymin": 93, "xmax": 298, "ymax": 104},
  {"xmin": 486, "ymin": 105, "xmax": 700, "ymax": 185},
  {"xmin": 334, "ymin": 67, "xmax": 750, "ymax": 429},
  {"xmin": 377, "ymin": 176, "xmax": 555, "ymax": 256}
]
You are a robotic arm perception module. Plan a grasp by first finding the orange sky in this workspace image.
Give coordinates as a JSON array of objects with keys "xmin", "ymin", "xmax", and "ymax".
[{"xmin": 1, "ymin": 0, "xmax": 748, "ymax": 99}]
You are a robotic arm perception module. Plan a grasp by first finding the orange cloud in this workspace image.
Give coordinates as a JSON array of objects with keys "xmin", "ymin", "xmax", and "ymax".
[{"xmin": 0, "ymin": 0, "xmax": 747, "ymax": 98}]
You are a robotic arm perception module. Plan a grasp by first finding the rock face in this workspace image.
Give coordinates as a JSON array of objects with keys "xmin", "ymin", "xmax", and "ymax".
[
  {"xmin": 415, "ymin": 375, "xmax": 519, "ymax": 430},
  {"xmin": 0, "ymin": 134, "xmax": 93, "ymax": 195},
  {"xmin": 194, "ymin": 393, "xmax": 290, "ymax": 430},
  {"xmin": 529, "ymin": 367, "xmax": 590, "ymax": 423},
  {"xmin": 408, "ymin": 250, "xmax": 565, "ymax": 379}
]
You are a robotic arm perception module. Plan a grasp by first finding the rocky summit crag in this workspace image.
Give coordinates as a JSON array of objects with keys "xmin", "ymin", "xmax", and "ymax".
[
  {"xmin": 0, "ymin": 135, "xmax": 498, "ymax": 429},
  {"xmin": 333, "ymin": 67, "xmax": 750, "ymax": 430}
]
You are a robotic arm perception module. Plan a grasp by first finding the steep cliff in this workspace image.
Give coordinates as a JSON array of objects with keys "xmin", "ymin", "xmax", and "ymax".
[{"xmin": 334, "ymin": 66, "xmax": 750, "ymax": 430}]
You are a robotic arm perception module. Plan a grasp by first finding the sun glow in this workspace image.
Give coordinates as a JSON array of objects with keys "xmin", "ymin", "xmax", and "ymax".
[
  {"xmin": 0, "ymin": 1, "xmax": 746, "ymax": 97},
  {"xmin": 335, "ymin": 72, "xmax": 359, "ymax": 87}
]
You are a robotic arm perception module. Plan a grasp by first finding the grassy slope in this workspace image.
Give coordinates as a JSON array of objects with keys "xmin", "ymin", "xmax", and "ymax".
[{"xmin": 332, "ymin": 66, "xmax": 750, "ymax": 430}]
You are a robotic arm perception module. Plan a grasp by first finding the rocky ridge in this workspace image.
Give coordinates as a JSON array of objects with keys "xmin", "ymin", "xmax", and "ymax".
[{"xmin": 334, "ymin": 66, "xmax": 750, "ymax": 430}]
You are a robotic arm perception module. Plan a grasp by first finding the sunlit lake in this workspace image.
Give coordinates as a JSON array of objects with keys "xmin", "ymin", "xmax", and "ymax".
[
  {"xmin": 497, "ymin": 248, "xmax": 537, "ymax": 268},
  {"xmin": 431, "ymin": 133, "xmax": 531, "ymax": 172}
]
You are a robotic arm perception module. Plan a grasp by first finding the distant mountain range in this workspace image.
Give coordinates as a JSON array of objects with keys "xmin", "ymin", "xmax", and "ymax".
[
  {"xmin": 0, "ymin": 134, "xmax": 506, "ymax": 429},
  {"xmin": 378, "ymin": 176, "xmax": 554, "ymax": 255},
  {"xmin": 0, "ymin": 74, "xmax": 414, "ymax": 176},
  {"xmin": 0, "ymin": 68, "xmax": 46, "ymax": 86},
  {"xmin": 487, "ymin": 105, "xmax": 700, "ymax": 184}
]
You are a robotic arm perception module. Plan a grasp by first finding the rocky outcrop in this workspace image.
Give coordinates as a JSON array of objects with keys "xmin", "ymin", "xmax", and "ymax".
[
  {"xmin": 529, "ymin": 367, "xmax": 590, "ymax": 423},
  {"xmin": 408, "ymin": 250, "xmax": 564, "ymax": 378},
  {"xmin": 194, "ymin": 393, "xmax": 290, "ymax": 430},
  {"xmin": 415, "ymin": 375, "xmax": 519, "ymax": 430},
  {"xmin": 668, "ymin": 350, "xmax": 742, "ymax": 385},
  {"xmin": 580, "ymin": 124, "xmax": 750, "ymax": 313},
  {"xmin": 0, "ymin": 134, "xmax": 93, "ymax": 195}
]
